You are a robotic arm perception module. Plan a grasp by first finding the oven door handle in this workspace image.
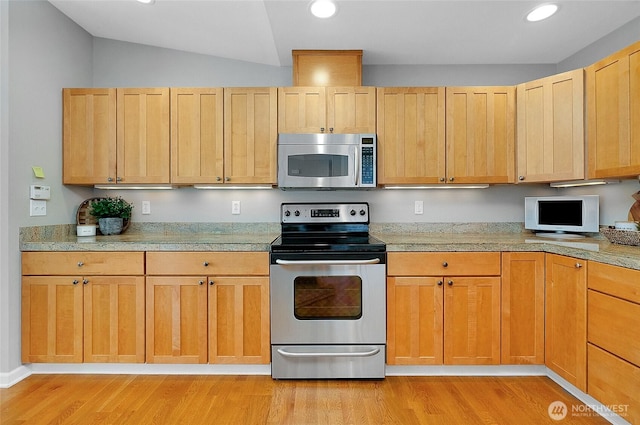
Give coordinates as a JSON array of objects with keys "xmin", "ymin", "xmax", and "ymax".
[
  {"xmin": 275, "ymin": 258, "xmax": 380, "ymax": 265},
  {"xmin": 276, "ymin": 347, "xmax": 380, "ymax": 358}
]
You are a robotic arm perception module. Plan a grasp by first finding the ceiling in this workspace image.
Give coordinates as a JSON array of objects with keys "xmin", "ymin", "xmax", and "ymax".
[{"xmin": 48, "ymin": 0, "xmax": 640, "ymax": 67}]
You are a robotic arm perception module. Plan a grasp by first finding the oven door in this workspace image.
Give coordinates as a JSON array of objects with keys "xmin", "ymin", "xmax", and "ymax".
[
  {"xmin": 270, "ymin": 258, "xmax": 386, "ymax": 345},
  {"xmin": 278, "ymin": 144, "xmax": 358, "ymax": 189}
]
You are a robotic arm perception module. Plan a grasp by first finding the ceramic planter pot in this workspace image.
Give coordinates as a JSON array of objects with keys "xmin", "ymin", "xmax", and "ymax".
[{"xmin": 98, "ymin": 217, "xmax": 124, "ymax": 235}]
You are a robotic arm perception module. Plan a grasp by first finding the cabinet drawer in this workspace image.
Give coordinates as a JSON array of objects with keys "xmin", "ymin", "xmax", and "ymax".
[
  {"xmin": 588, "ymin": 261, "xmax": 640, "ymax": 304},
  {"xmin": 588, "ymin": 344, "xmax": 640, "ymax": 425},
  {"xmin": 387, "ymin": 252, "xmax": 500, "ymax": 276},
  {"xmin": 588, "ymin": 289, "xmax": 640, "ymax": 367},
  {"xmin": 146, "ymin": 252, "xmax": 268, "ymax": 275},
  {"xmin": 22, "ymin": 252, "xmax": 144, "ymax": 275}
]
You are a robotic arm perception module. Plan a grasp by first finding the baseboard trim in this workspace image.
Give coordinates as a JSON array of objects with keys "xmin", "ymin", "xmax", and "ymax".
[
  {"xmin": 0, "ymin": 365, "xmax": 31, "ymax": 388},
  {"xmin": 27, "ymin": 363, "xmax": 272, "ymax": 376}
]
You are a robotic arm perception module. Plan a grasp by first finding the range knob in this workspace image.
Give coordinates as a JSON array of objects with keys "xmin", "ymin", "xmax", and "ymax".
[
  {"xmin": 294, "ymin": 210, "xmax": 300, "ymax": 217},
  {"xmin": 350, "ymin": 209, "xmax": 356, "ymax": 216},
  {"xmin": 359, "ymin": 209, "xmax": 366, "ymax": 216},
  {"xmin": 284, "ymin": 210, "xmax": 291, "ymax": 217}
]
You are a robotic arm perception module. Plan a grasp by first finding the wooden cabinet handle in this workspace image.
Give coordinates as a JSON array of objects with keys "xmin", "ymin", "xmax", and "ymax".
[
  {"xmin": 216, "ymin": 176, "xmax": 222, "ymax": 182},
  {"xmin": 329, "ymin": 127, "xmax": 334, "ymax": 133},
  {"xmin": 209, "ymin": 280, "xmax": 215, "ymax": 286},
  {"xmin": 320, "ymin": 127, "xmax": 325, "ymax": 132},
  {"xmin": 203, "ymin": 261, "xmax": 209, "ymax": 267},
  {"xmin": 448, "ymin": 280, "xmax": 454, "ymax": 286},
  {"xmin": 449, "ymin": 177, "xmax": 455, "ymax": 182},
  {"xmin": 575, "ymin": 263, "xmax": 582, "ymax": 268},
  {"xmin": 72, "ymin": 279, "xmax": 79, "ymax": 285},
  {"xmin": 199, "ymin": 280, "xmax": 204, "ymax": 285},
  {"xmin": 107, "ymin": 177, "xmax": 114, "ymax": 182},
  {"xmin": 77, "ymin": 261, "xmax": 84, "ymax": 267},
  {"xmin": 442, "ymin": 261, "xmax": 448, "ymax": 268},
  {"xmin": 518, "ymin": 175, "xmax": 525, "ymax": 181},
  {"xmin": 83, "ymin": 279, "xmax": 89, "ymax": 285},
  {"xmin": 437, "ymin": 280, "xmax": 443, "ymax": 286},
  {"xmin": 225, "ymin": 177, "xmax": 230, "ymax": 182},
  {"xmin": 116, "ymin": 177, "xmax": 123, "ymax": 182},
  {"xmin": 439, "ymin": 177, "xmax": 445, "ymax": 182}
]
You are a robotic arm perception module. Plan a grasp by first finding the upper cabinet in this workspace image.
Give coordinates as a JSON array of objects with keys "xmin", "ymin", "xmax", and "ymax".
[
  {"xmin": 376, "ymin": 87, "xmax": 445, "ymax": 184},
  {"xmin": 117, "ymin": 88, "xmax": 171, "ymax": 184},
  {"xmin": 278, "ymin": 86, "xmax": 376, "ymax": 134},
  {"xmin": 586, "ymin": 41, "xmax": 640, "ymax": 179},
  {"xmin": 516, "ymin": 69, "xmax": 584, "ymax": 183},
  {"xmin": 171, "ymin": 88, "xmax": 224, "ymax": 185},
  {"xmin": 445, "ymin": 86, "xmax": 515, "ymax": 184},
  {"xmin": 63, "ymin": 88, "xmax": 170, "ymax": 185},
  {"xmin": 63, "ymin": 88, "xmax": 116, "ymax": 185},
  {"xmin": 224, "ymin": 88, "xmax": 278, "ymax": 184}
]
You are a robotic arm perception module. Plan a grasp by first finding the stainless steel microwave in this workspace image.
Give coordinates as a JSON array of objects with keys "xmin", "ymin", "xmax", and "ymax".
[{"xmin": 277, "ymin": 133, "xmax": 377, "ymax": 190}]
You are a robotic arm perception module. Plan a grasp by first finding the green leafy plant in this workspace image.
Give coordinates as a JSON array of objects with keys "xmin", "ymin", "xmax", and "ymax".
[{"xmin": 89, "ymin": 197, "xmax": 133, "ymax": 219}]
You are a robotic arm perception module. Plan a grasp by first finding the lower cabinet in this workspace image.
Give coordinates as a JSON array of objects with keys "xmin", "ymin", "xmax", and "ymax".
[
  {"xmin": 21, "ymin": 252, "xmax": 145, "ymax": 363},
  {"xmin": 587, "ymin": 261, "xmax": 640, "ymax": 424},
  {"xmin": 501, "ymin": 252, "xmax": 545, "ymax": 364},
  {"xmin": 145, "ymin": 252, "xmax": 270, "ymax": 364},
  {"xmin": 386, "ymin": 252, "xmax": 501, "ymax": 365},
  {"xmin": 545, "ymin": 253, "xmax": 587, "ymax": 391}
]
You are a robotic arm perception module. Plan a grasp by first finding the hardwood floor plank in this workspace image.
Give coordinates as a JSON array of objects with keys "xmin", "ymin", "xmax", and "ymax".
[{"xmin": 0, "ymin": 375, "xmax": 610, "ymax": 425}]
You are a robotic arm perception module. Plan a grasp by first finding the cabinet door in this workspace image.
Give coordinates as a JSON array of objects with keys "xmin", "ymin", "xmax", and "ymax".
[
  {"xmin": 377, "ymin": 87, "xmax": 446, "ymax": 184},
  {"xmin": 545, "ymin": 254, "xmax": 587, "ymax": 391},
  {"xmin": 586, "ymin": 41, "xmax": 640, "ymax": 178},
  {"xmin": 146, "ymin": 276, "xmax": 208, "ymax": 364},
  {"xmin": 63, "ymin": 88, "xmax": 116, "ymax": 185},
  {"xmin": 22, "ymin": 276, "xmax": 83, "ymax": 363},
  {"xmin": 277, "ymin": 87, "xmax": 326, "ymax": 133},
  {"xmin": 171, "ymin": 88, "xmax": 224, "ymax": 184},
  {"xmin": 117, "ymin": 88, "xmax": 170, "ymax": 184},
  {"xmin": 224, "ymin": 88, "xmax": 277, "ymax": 184},
  {"xmin": 84, "ymin": 276, "xmax": 145, "ymax": 363},
  {"xmin": 327, "ymin": 87, "xmax": 376, "ymax": 134},
  {"xmin": 208, "ymin": 277, "xmax": 270, "ymax": 364},
  {"xmin": 516, "ymin": 69, "xmax": 584, "ymax": 183},
  {"xmin": 501, "ymin": 252, "xmax": 545, "ymax": 364},
  {"xmin": 386, "ymin": 276, "xmax": 443, "ymax": 365},
  {"xmin": 445, "ymin": 87, "xmax": 515, "ymax": 184},
  {"xmin": 444, "ymin": 277, "xmax": 501, "ymax": 365}
]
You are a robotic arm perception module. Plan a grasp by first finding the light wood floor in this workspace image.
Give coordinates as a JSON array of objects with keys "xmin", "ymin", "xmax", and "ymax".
[{"xmin": 0, "ymin": 375, "xmax": 610, "ymax": 424}]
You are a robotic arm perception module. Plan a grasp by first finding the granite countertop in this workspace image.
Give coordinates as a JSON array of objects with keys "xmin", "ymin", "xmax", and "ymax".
[{"xmin": 19, "ymin": 222, "xmax": 640, "ymax": 271}]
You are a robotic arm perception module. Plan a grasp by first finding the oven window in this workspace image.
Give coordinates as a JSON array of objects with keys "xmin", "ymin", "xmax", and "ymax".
[
  {"xmin": 288, "ymin": 154, "xmax": 349, "ymax": 178},
  {"xmin": 293, "ymin": 275, "xmax": 362, "ymax": 320}
]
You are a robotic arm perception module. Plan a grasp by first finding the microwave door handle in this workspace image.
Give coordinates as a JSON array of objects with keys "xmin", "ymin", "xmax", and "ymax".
[{"xmin": 354, "ymin": 146, "xmax": 359, "ymax": 186}]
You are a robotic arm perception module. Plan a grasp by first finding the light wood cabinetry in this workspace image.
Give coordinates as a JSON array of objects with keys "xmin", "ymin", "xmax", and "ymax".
[
  {"xmin": 21, "ymin": 252, "xmax": 145, "ymax": 363},
  {"xmin": 145, "ymin": 252, "xmax": 270, "ymax": 364},
  {"xmin": 445, "ymin": 86, "xmax": 515, "ymax": 184},
  {"xmin": 171, "ymin": 88, "xmax": 224, "ymax": 184},
  {"xmin": 224, "ymin": 88, "xmax": 278, "ymax": 184},
  {"xmin": 586, "ymin": 40, "xmax": 640, "ymax": 179},
  {"xmin": 117, "ymin": 88, "xmax": 171, "ymax": 184},
  {"xmin": 387, "ymin": 252, "xmax": 501, "ymax": 365},
  {"xmin": 292, "ymin": 50, "xmax": 362, "ymax": 87},
  {"xmin": 545, "ymin": 253, "xmax": 586, "ymax": 391},
  {"xmin": 587, "ymin": 261, "xmax": 640, "ymax": 424},
  {"xmin": 278, "ymin": 86, "xmax": 376, "ymax": 134},
  {"xmin": 516, "ymin": 69, "xmax": 585, "ymax": 183},
  {"xmin": 376, "ymin": 87, "xmax": 446, "ymax": 184},
  {"xmin": 501, "ymin": 252, "xmax": 545, "ymax": 364},
  {"xmin": 63, "ymin": 88, "xmax": 116, "ymax": 185},
  {"xmin": 63, "ymin": 88, "xmax": 170, "ymax": 185}
]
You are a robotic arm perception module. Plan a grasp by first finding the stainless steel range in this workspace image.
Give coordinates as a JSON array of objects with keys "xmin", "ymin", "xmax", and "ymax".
[{"xmin": 270, "ymin": 202, "xmax": 387, "ymax": 379}]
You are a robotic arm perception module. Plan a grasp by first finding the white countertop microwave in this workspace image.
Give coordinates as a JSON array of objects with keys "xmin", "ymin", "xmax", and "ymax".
[
  {"xmin": 525, "ymin": 195, "xmax": 600, "ymax": 235},
  {"xmin": 277, "ymin": 133, "xmax": 377, "ymax": 190}
]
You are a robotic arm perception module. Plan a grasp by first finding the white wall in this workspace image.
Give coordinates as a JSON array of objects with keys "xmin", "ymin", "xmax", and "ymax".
[{"xmin": 1, "ymin": 0, "xmax": 10, "ymax": 377}]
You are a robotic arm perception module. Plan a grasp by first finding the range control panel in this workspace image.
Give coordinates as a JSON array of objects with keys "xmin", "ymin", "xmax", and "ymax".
[{"xmin": 281, "ymin": 203, "xmax": 370, "ymax": 224}]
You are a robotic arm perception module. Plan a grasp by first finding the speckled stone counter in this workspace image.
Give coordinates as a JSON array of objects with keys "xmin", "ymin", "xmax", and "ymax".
[{"xmin": 19, "ymin": 222, "xmax": 640, "ymax": 270}]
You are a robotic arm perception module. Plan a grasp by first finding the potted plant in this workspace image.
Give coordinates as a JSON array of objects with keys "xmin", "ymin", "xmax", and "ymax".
[{"xmin": 89, "ymin": 197, "xmax": 133, "ymax": 235}]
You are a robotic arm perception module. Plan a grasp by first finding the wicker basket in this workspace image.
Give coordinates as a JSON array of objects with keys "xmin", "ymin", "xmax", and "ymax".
[{"xmin": 601, "ymin": 228, "xmax": 640, "ymax": 246}]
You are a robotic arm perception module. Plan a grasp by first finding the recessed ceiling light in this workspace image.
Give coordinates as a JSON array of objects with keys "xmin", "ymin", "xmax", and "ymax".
[
  {"xmin": 526, "ymin": 4, "xmax": 558, "ymax": 22},
  {"xmin": 310, "ymin": 0, "xmax": 337, "ymax": 18},
  {"xmin": 137, "ymin": 0, "xmax": 155, "ymax": 4}
]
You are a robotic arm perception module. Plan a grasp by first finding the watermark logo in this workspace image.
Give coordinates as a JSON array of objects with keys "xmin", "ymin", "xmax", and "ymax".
[{"xmin": 548, "ymin": 401, "xmax": 568, "ymax": 421}]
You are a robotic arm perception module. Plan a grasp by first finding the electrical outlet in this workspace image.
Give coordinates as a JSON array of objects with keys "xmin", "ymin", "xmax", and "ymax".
[
  {"xmin": 30, "ymin": 199, "xmax": 47, "ymax": 216},
  {"xmin": 141, "ymin": 201, "xmax": 151, "ymax": 215},
  {"xmin": 414, "ymin": 200, "xmax": 424, "ymax": 215},
  {"xmin": 231, "ymin": 200, "xmax": 241, "ymax": 215}
]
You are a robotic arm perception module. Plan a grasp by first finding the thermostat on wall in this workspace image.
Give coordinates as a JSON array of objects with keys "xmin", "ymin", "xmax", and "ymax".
[{"xmin": 30, "ymin": 185, "xmax": 50, "ymax": 200}]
